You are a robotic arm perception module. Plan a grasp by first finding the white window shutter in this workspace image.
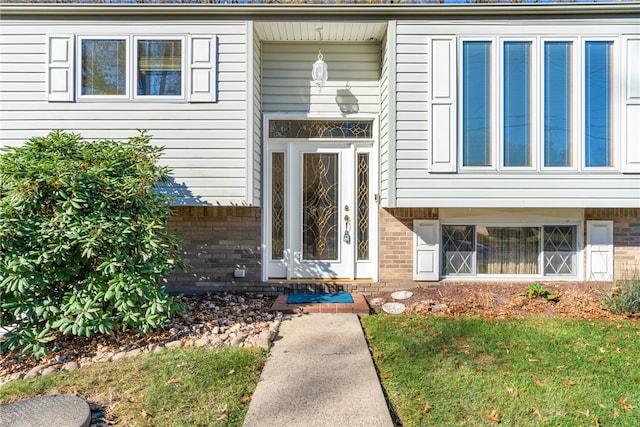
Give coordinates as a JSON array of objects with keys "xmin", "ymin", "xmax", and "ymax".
[
  {"xmin": 586, "ymin": 220, "xmax": 614, "ymax": 281},
  {"xmin": 47, "ymin": 35, "xmax": 74, "ymax": 102},
  {"xmin": 622, "ymin": 37, "xmax": 640, "ymax": 173},
  {"xmin": 188, "ymin": 35, "xmax": 217, "ymax": 103},
  {"xmin": 414, "ymin": 220, "xmax": 440, "ymax": 280},
  {"xmin": 430, "ymin": 37, "xmax": 457, "ymax": 173}
]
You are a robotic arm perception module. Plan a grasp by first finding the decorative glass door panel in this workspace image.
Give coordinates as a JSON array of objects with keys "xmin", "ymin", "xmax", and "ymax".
[
  {"xmin": 290, "ymin": 147, "xmax": 353, "ymax": 278},
  {"xmin": 302, "ymin": 153, "xmax": 339, "ymax": 261}
]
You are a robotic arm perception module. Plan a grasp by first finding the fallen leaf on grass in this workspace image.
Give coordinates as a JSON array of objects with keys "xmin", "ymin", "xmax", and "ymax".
[
  {"xmin": 533, "ymin": 408, "xmax": 546, "ymax": 420},
  {"xmin": 227, "ymin": 369, "xmax": 235, "ymax": 375},
  {"xmin": 619, "ymin": 398, "xmax": 635, "ymax": 411},
  {"xmin": 140, "ymin": 409, "xmax": 151, "ymax": 419},
  {"xmin": 563, "ymin": 380, "xmax": 577, "ymax": 387},
  {"xmin": 505, "ymin": 387, "xmax": 519, "ymax": 396},
  {"xmin": 216, "ymin": 403, "xmax": 228, "ymax": 420},
  {"xmin": 487, "ymin": 409, "xmax": 500, "ymax": 423},
  {"xmin": 165, "ymin": 378, "xmax": 180, "ymax": 385},
  {"xmin": 533, "ymin": 377, "xmax": 549, "ymax": 387},
  {"xmin": 423, "ymin": 402, "xmax": 432, "ymax": 414},
  {"xmin": 242, "ymin": 396, "xmax": 252, "ymax": 404}
]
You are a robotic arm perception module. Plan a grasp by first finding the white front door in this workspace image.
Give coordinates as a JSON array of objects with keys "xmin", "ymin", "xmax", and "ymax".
[
  {"xmin": 264, "ymin": 132, "xmax": 377, "ymax": 280},
  {"xmin": 290, "ymin": 145, "xmax": 354, "ymax": 278}
]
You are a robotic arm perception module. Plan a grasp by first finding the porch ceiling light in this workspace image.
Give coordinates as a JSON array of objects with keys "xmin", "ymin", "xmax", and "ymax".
[{"xmin": 312, "ymin": 49, "xmax": 328, "ymax": 91}]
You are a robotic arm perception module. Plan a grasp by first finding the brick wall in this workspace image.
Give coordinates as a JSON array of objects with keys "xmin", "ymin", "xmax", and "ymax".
[
  {"xmin": 163, "ymin": 206, "xmax": 638, "ymax": 295},
  {"xmin": 585, "ymin": 208, "xmax": 640, "ymax": 281},
  {"xmin": 165, "ymin": 206, "xmax": 262, "ymax": 294}
]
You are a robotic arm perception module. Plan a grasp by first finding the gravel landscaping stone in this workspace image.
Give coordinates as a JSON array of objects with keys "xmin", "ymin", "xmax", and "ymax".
[{"xmin": 0, "ymin": 293, "xmax": 281, "ymax": 385}]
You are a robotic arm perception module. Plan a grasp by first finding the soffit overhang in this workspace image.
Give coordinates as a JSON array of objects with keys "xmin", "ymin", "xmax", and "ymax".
[{"xmin": 254, "ymin": 21, "xmax": 387, "ymax": 43}]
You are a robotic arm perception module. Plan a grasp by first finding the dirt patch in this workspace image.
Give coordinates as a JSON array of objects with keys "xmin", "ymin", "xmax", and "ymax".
[{"xmin": 368, "ymin": 281, "xmax": 628, "ymax": 320}]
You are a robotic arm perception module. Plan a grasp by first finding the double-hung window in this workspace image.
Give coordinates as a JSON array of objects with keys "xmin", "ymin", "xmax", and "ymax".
[
  {"xmin": 460, "ymin": 38, "xmax": 616, "ymax": 171},
  {"xmin": 77, "ymin": 35, "xmax": 184, "ymax": 100}
]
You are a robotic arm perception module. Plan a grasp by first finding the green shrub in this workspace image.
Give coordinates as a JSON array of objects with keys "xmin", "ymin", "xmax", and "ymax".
[
  {"xmin": 600, "ymin": 279, "xmax": 640, "ymax": 315},
  {"xmin": 0, "ymin": 130, "xmax": 185, "ymax": 357}
]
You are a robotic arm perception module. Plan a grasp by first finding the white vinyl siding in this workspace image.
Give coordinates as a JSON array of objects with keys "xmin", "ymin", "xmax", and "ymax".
[
  {"xmin": 395, "ymin": 25, "xmax": 429, "ymax": 186},
  {"xmin": 261, "ymin": 42, "xmax": 381, "ymax": 114},
  {"xmin": 1, "ymin": 21, "xmax": 250, "ymax": 206},
  {"xmin": 252, "ymin": 27, "xmax": 262, "ymax": 206},
  {"xmin": 379, "ymin": 27, "xmax": 392, "ymax": 206},
  {"xmin": 393, "ymin": 19, "xmax": 640, "ymax": 209}
]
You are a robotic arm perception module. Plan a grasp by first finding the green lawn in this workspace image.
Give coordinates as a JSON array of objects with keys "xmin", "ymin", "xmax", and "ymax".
[
  {"xmin": 0, "ymin": 347, "xmax": 267, "ymax": 426},
  {"xmin": 361, "ymin": 316, "xmax": 640, "ymax": 426},
  {"xmin": 3, "ymin": 317, "xmax": 638, "ymax": 427}
]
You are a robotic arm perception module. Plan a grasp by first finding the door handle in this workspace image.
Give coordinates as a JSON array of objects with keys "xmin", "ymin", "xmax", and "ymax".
[{"xmin": 343, "ymin": 213, "xmax": 351, "ymax": 244}]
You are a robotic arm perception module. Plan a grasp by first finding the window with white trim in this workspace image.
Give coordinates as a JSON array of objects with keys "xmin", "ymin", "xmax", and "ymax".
[
  {"xmin": 45, "ymin": 34, "xmax": 216, "ymax": 103},
  {"xmin": 135, "ymin": 38, "xmax": 183, "ymax": 98},
  {"xmin": 78, "ymin": 35, "xmax": 184, "ymax": 100},
  {"xmin": 80, "ymin": 37, "xmax": 128, "ymax": 97},
  {"xmin": 460, "ymin": 38, "xmax": 616, "ymax": 171},
  {"xmin": 441, "ymin": 224, "xmax": 578, "ymax": 277}
]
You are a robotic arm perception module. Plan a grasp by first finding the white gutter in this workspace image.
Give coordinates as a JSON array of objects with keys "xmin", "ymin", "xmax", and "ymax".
[{"xmin": 0, "ymin": 3, "xmax": 639, "ymax": 18}]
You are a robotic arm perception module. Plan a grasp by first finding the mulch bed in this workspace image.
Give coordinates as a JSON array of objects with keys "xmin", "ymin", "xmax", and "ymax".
[{"xmin": 368, "ymin": 281, "xmax": 631, "ymax": 320}]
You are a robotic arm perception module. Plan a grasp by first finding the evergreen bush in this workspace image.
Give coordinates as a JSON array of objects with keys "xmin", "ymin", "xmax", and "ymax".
[{"xmin": 0, "ymin": 130, "xmax": 184, "ymax": 357}]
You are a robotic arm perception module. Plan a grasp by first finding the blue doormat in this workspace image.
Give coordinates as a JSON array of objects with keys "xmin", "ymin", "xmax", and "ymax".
[{"xmin": 286, "ymin": 292, "xmax": 354, "ymax": 304}]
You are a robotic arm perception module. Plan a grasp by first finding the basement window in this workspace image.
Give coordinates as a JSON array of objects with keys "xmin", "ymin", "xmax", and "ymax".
[{"xmin": 442, "ymin": 225, "xmax": 577, "ymax": 277}]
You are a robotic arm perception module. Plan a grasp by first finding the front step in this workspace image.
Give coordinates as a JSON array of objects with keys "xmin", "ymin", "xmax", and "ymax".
[
  {"xmin": 270, "ymin": 294, "xmax": 370, "ymax": 315},
  {"xmin": 265, "ymin": 279, "xmax": 374, "ymax": 295}
]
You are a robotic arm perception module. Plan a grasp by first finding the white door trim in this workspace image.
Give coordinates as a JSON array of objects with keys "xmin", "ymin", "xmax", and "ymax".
[{"xmin": 261, "ymin": 114, "xmax": 379, "ymax": 281}]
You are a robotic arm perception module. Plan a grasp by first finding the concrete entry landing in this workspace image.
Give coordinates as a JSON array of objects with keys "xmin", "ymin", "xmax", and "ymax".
[{"xmin": 270, "ymin": 293, "xmax": 370, "ymax": 314}]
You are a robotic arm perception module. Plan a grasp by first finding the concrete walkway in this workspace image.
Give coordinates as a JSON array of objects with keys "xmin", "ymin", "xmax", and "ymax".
[{"xmin": 243, "ymin": 313, "xmax": 394, "ymax": 427}]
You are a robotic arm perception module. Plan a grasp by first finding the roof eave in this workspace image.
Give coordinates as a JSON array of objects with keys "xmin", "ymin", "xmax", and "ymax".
[{"xmin": 0, "ymin": 3, "xmax": 638, "ymax": 18}]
